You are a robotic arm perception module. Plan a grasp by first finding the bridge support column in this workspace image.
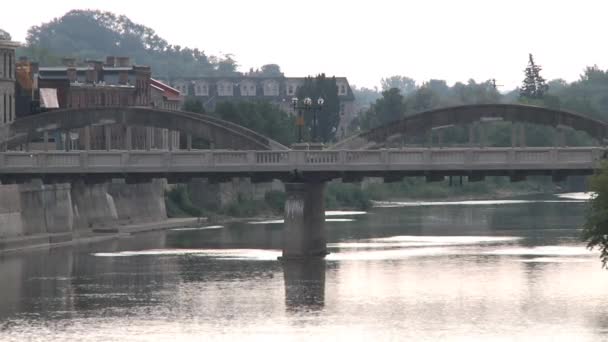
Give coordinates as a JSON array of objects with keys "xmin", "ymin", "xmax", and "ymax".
[
  {"xmin": 43, "ymin": 131, "xmax": 49, "ymax": 152},
  {"xmin": 104, "ymin": 125, "xmax": 111, "ymax": 151},
  {"xmin": 519, "ymin": 123, "xmax": 526, "ymax": 147},
  {"xmin": 468, "ymin": 124, "xmax": 475, "ymax": 146},
  {"xmin": 83, "ymin": 126, "xmax": 90, "ymax": 151},
  {"xmin": 281, "ymin": 182, "xmax": 328, "ymax": 260},
  {"xmin": 145, "ymin": 127, "xmax": 153, "ymax": 150},
  {"xmin": 555, "ymin": 126, "xmax": 566, "ymax": 147},
  {"xmin": 125, "ymin": 126, "xmax": 132, "ymax": 151},
  {"xmin": 511, "ymin": 123, "xmax": 517, "ymax": 147}
]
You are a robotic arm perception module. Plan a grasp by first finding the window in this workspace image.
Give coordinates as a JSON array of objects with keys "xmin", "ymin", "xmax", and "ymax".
[
  {"xmin": 339, "ymin": 84, "xmax": 347, "ymax": 95},
  {"xmin": 288, "ymin": 85, "xmax": 294, "ymax": 95}
]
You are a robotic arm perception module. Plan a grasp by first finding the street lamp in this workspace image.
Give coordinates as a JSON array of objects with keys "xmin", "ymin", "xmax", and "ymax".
[{"xmin": 292, "ymin": 96, "xmax": 325, "ymax": 143}]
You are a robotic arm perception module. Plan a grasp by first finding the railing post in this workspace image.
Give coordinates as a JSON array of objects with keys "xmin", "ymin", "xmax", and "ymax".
[
  {"xmin": 146, "ymin": 127, "xmax": 153, "ymax": 151},
  {"xmin": 380, "ymin": 149, "xmax": 389, "ymax": 163},
  {"xmin": 247, "ymin": 151, "xmax": 256, "ymax": 165},
  {"xmin": 104, "ymin": 125, "xmax": 111, "ymax": 151},
  {"xmin": 43, "ymin": 131, "xmax": 49, "ymax": 152},
  {"xmin": 511, "ymin": 123, "xmax": 516, "ymax": 148},
  {"xmin": 338, "ymin": 150, "xmax": 347, "ymax": 165},
  {"xmin": 125, "ymin": 126, "xmax": 132, "ymax": 151},
  {"xmin": 84, "ymin": 126, "xmax": 91, "ymax": 151},
  {"xmin": 79, "ymin": 151, "xmax": 88, "ymax": 170},
  {"xmin": 423, "ymin": 149, "xmax": 432, "ymax": 165},
  {"xmin": 468, "ymin": 124, "xmax": 475, "ymax": 147}
]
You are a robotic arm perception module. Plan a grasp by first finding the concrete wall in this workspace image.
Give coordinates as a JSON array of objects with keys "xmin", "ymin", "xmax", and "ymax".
[
  {"xmin": 107, "ymin": 178, "xmax": 167, "ymax": 224},
  {"xmin": 0, "ymin": 182, "xmax": 73, "ymax": 239},
  {"xmin": 188, "ymin": 178, "xmax": 284, "ymax": 209},
  {"xmin": 0, "ymin": 179, "xmax": 167, "ymax": 241}
]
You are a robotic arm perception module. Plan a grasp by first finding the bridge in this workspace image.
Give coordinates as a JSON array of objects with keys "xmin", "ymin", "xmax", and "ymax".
[{"xmin": 0, "ymin": 104, "xmax": 606, "ymax": 259}]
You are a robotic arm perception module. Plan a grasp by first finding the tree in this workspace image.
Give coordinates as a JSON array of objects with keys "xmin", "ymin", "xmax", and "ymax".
[
  {"xmin": 20, "ymin": 10, "xmax": 230, "ymax": 78},
  {"xmin": 0, "ymin": 29, "xmax": 11, "ymax": 40},
  {"xmin": 296, "ymin": 74, "xmax": 340, "ymax": 142},
  {"xmin": 381, "ymin": 76, "xmax": 416, "ymax": 95},
  {"xmin": 214, "ymin": 101, "xmax": 295, "ymax": 146},
  {"xmin": 183, "ymin": 99, "xmax": 205, "ymax": 114},
  {"xmin": 259, "ymin": 64, "xmax": 283, "ymax": 76},
  {"xmin": 583, "ymin": 162, "xmax": 608, "ymax": 267},
  {"xmin": 520, "ymin": 53, "xmax": 548, "ymax": 99}
]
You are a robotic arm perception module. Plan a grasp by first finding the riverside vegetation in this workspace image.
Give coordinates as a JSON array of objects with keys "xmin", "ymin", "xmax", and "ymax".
[{"xmin": 18, "ymin": 9, "xmax": 603, "ymax": 219}]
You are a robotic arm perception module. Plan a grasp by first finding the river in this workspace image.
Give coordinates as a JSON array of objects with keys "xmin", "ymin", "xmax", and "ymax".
[{"xmin": 1, "ymin": 193, "xmax": 608, "ymax": 341}]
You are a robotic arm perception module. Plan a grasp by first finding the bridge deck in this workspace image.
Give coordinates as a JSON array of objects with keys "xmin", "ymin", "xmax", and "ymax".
[{"xmin": 0, "ymin": 148, "xmax": 603, "ymax": 178}]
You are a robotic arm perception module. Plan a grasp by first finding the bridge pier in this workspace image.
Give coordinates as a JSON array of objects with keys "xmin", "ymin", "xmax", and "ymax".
[{"xmin": 281, "ymin": 182, "xmax": 328, "ymax": 260}]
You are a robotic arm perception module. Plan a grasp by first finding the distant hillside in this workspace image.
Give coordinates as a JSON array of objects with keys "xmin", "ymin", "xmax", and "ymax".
[{"xmin": 19, "ymin": 9, "xmax": 238, "ymax": 79}]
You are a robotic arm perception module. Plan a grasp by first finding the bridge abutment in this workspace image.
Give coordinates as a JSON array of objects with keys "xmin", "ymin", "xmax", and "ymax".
[{"xmin": 281, "ymin": 182, "xmax": 327, "ymax": 260}]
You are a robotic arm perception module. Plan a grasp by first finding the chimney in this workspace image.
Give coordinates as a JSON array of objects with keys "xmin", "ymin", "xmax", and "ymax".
[
  {"xmin": 61, "ymin": 57, "xmax": 76, "ymax": 67},
  {"xmin": 67, "ymin": 67, "xmax": 77, "ymax": 83},
  {"xmin": 86, "ymin": 60, "xmax": 103, "ymax": 83},
  {"xmin": 118, "ymin": 70, "xmax": 129, "ymax": 85},
  {"xmin": 117, "ymin": 57, "xmax": 131, "ymax": 67},
  {"xmin": 105, "ymin": 56, "xmax": 116, "ymax": 67}
]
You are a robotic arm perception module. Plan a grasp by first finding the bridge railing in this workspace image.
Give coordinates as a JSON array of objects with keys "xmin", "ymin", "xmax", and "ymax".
[{"xmin": 0, "ymin": 147, "xmax": 602, "ymax": 173}]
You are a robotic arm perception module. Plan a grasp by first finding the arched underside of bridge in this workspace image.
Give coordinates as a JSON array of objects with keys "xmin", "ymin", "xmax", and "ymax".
[
  {"xmin": 3, "ymin": 107, "xmax": 288, "ymax": 151},
  {"xmin": 331, "ymin": 104, "xmax": 608, "ymax": 150}
]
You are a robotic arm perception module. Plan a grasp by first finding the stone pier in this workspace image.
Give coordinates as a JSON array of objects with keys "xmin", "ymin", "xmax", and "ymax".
[{"xmin": 281, "ymin": 182, "xmax": 327, "ymax": 259}]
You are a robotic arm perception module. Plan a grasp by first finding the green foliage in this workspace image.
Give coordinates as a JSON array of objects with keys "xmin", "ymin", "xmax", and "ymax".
[
  {"xmin": 260, "ymin": 64, "xmax": 283, "ymax": 76},
  {"xmin": 165, "ymin": 185, "xmax": 202, "ymax": 218},
  {"xmin": 364, "ymin": 176, "xmax": 556, "ymax": 200},
  {"xmin": 183, "ymin": 99, "xmax": 205, "ymax": 114},
  {"xmin": 296, "ymin": 74, "xmax": 340, "ymax": 142},
  {"xmin": 356, "ymin": 78, "xmax": 500, "ymax": 131},
  {"xmin": 583, "ymin": 161, "xmax": 608, "ymax": 267},
  {"xmin": 381, "ymin": 76, "xmax": 416, "ymax": 95},
  {"xmin": 325, "ymin": 183, "xmax": 372, "ymax": 210},
  {"xmin": 213, "ymin": 101, "xmax": 296, "ymax": 146},
  {"xmin": 20, "ymin": 9, "xmax": 237, "ymax": 78},
  {"xmin": 520, "ymin": 54, "xmax": 548, "ymax": 99},
  {"xmin": 264, "ymin": 190, "xmax": 286, "ymax": 212}
]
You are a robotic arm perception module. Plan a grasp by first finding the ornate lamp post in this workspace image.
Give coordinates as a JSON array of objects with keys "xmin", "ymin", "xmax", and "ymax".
[{"xmin": 291, "ymin": 97, "xmax": 324, "ymax": 143}]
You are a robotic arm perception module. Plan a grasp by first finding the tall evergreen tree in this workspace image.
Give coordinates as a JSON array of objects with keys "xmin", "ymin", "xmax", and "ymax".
[
  {"xmin": 296, "ymin": 74, "xmax": 340, "ymax": 143},
  {"xmin": 520, "ymin": 53, "xmax": 548, "ymax": 99}
]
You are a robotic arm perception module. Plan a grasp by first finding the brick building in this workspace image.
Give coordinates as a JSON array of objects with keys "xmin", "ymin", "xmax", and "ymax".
[
  {"xmin": 16, "ymin": 57, "xmax": 182, "ymax": 150},
  {"xmin": 0, "ymin": 30, "xmax": 19, "ymax": 126},
  {"xmin": 169, "ymin": 75, "xmax": 357, "ymax": 140}
]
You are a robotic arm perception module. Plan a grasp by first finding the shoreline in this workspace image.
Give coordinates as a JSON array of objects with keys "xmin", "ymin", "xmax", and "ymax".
[
  {"xmin": 0, "ymin": 217, "xmax": 203, "ymax": 255},
  {"xmin": 0, "ymin": 190, "xmax": 580, "ymax": 255}
]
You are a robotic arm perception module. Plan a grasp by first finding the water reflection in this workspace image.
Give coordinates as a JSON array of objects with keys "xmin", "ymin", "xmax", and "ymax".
[
  {"xmin": 2, "ymin": 195, "xmax": 608, "ymax": 341},
  {"xmin": 282, "ymin": 259, "xmax": 326, "ymax": 313}
]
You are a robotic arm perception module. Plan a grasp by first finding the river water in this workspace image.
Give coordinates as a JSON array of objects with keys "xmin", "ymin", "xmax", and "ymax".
[{"xmin": 1, "ymin": 193, "xmax": 608, "ymax": 341}]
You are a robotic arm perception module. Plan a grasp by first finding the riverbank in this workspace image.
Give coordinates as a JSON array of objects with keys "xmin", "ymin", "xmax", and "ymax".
[{"xmin": 0, "ymin": 217, "xmax": 202, "ymax": 255}]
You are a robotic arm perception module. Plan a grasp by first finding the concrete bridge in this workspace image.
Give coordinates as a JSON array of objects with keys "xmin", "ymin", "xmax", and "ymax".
[{"xmin": 1, "ymin": 104, "xmax": 607, "ymax": 259}]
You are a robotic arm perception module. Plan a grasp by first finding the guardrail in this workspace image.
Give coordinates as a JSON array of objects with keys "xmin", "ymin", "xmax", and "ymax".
[{"xmin": 0, "ymin": 147, "xmax": 603, "ymax": 174}]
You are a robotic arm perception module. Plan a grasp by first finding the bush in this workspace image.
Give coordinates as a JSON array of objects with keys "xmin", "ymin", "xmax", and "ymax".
[{"xmin": 165, "ymin": 185, "xmax": 202, "ymax": 218}]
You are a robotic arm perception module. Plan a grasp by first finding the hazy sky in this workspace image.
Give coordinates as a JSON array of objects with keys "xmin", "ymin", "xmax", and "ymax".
[{"xmin": 3, "ymin": 0, "xmax": 607, "ymax": 90}]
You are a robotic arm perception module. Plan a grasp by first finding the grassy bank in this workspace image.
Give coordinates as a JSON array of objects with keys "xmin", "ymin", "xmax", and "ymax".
[{"xmin": 166, "ymin": 176, "xmax": 571, "ymax": 219}]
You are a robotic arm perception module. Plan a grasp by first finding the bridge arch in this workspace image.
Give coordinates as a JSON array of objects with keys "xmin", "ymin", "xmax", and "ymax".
[
  {"xmin": 3, "ymin": 107, "xmax": 289, "ymax": 150},
  {"xmin": 331, "ymin": 104, "xmax": 608, "ymax": 149}
]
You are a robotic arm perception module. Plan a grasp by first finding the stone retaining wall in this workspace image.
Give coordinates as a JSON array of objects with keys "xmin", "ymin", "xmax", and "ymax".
[{"xmin": 0, "ymin": 180, "xmax": 167, "ymax": 243}]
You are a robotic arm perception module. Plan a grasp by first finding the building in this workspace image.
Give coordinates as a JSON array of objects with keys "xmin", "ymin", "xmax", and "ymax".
[
  {"xmin": 36, "ymin": 56, "xmax": 151, "ymax": 109},
  {"xmin": 16, "ymin": 56, "xmax": 181, "ymax": 150},
  {"xmin": 0, "ymin": 29, "xmax": 19, "ymax": 126},
  {"xmin": 150, "ymin": 78, "xmax": 183, "ymax": 110},
  {"xmin": 169, "ymin": 75, "xmax": 357, "ymax": 140}
]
